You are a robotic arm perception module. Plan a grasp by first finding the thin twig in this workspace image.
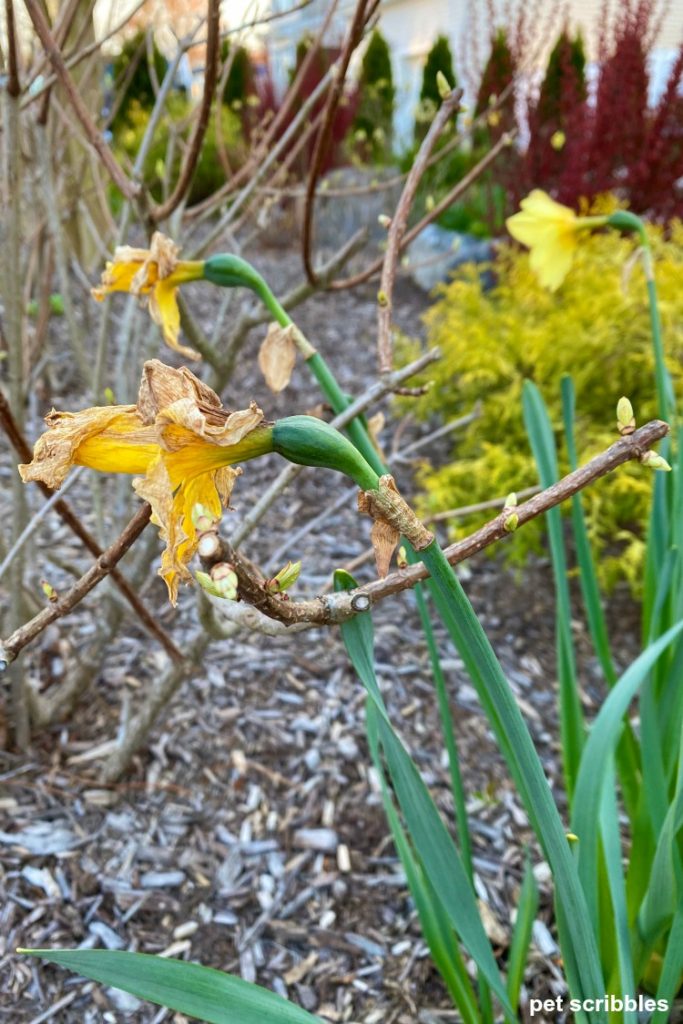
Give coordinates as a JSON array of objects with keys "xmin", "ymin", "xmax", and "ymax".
[
  {"xmin": 318, "ymin": 130, "xmax": 514, "ymax": 292},
  {"xmin": 376, "ymin": 88, "xmax": 462, "ymax": 375},
  {"xmin": 0, "ymin": 468, "xmax": 84, "ymax": 580},
  {"xmin": 23, "ymin": 0, "xmax": 140, "ymax": 203},
  {"xmin": 151, "ymin": 0, "xmax": 220, "ymax": 223},
  {"xmin": 301, "ymin": 0, "xmax": 378, "ymax": 287},
  {"xmin": 0, "ymin": 506, "xmax": 153, "ymax": 668}
]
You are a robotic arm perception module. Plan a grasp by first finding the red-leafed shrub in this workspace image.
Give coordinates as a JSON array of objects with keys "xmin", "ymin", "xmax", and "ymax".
[{"xmin": 521, "ymin": 0, "xmax": 683, "ymax": 220}]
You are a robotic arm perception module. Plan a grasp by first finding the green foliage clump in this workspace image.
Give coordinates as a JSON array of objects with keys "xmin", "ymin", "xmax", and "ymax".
[
  {"xmin": 111, "ymin": 31, "xmax": 167, "ymax": 130},
  {"xmin": 353, "ymin": 29, "xmax": 394, "ymax": 163},
  {"xmin": 221, "ymin": 44, "xmax": 254, "ymax": 108},
  {"xmin": 536, "ymin": 30, "xmax": 586, "ymax": 127},
  {"xmin": 115, "ymin": 96, "xmax": 245, "ymax": 206},
  {"xmin": 404, "ymin": 221, "xmax": 683, "ymax": 590},
  {"xmin": 415, "ymin": 35, "xmax": 456, "ymax": 140}
]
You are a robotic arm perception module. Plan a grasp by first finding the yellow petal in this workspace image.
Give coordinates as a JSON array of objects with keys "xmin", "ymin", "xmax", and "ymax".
[
  {"xmin": 519, "ymin": 189, "xmax": 575, "ymax": 224},
  {"xmin": 528, "ymin": 234, "xmax": 575, "ymax": 291},
  {"xmin": 19, "ymin": 405, "xmax": 156, "ymax": 488},
  {"xmin": 156, "ymin": 396, "xmax": 266, "ymax": 450},
  {"xmin": 134, "ymin": 455, "xmax": 237, "ymax": 605},
  {"xmin": 148, "ymin": 279, "xmax": 200, "ymax": 361}
]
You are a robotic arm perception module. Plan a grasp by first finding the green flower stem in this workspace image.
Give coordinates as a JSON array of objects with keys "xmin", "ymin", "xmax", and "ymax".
[
  {"xmin": 208, "ymin": 253, "xmax": 480, "ymax": 890},
  {"xmin": 606, "ymin": 211, "xmax": 674, "ymax": 423},
  {"xmin": 203, "ymin": 254, "xmax": 384, "ymax": 471}
]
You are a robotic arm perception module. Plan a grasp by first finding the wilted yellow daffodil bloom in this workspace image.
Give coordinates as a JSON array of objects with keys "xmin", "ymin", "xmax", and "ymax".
[
  {"xmin": 20, "ymin": 361, "xmax": 272, "ymax": 604},
  {"xmin": 92, "ymin": 233, "xmax": 204, "ymax": 360},
  {"xmin": 506, "ymin": 190, "xmax": 607, "ymax": 290}
]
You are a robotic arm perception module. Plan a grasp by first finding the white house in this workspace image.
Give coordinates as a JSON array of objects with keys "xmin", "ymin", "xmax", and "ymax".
[{"xmin": 258, "ymin": 0, "xmax": 683, "ymax": 149}]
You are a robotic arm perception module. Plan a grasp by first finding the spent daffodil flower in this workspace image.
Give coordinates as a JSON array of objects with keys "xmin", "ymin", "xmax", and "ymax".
[
  {"xmin": 92, "ymin": 233, "xmax": 204, "ymax": 360},
  {"xmin": 506, "ymin": 190, "xmax": 607, "ymax": 291},
  {"xmin": 19, "ymin": 361, "xmax": 271, "ymax": 604}
]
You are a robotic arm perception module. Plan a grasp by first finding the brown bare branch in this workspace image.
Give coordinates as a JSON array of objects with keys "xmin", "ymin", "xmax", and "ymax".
[
  {"xmin": 23, "ymin": 0, "xmax": 141, "ymax": 202},
  {"xmin": 4, "ymin": 0, "xmax": 20, "ymax": 96},
  {"xmin": 0, "ymin": 506, "xmax": 154, "ymax": 668},
  {"xmin": 376, "ymin": 88, "xmax": 462, "ymax": 375},
  {"xmin": 151, "ymin": 0, "xmax": 221, "ymax": 222},
  {"xmin": 200, "ymin": 420, "xmax": 669, "ymax": 629},
  {"xmin": 325, "ymin": 130, "xmax": 514, "ymax": 291},
  {"xmin": 301, "ymin": 0, "xmax": 378, "ymax": 287}
]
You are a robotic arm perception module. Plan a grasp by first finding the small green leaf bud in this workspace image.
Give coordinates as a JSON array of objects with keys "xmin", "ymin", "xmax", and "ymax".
[
  {"xmin": 503, "ymin": 492, "xmax": 517, "ymax": 510},
  {"xmin": 40, "ymin": 579, "xmax": 58, "ymax": 602},
  {"xmin": 503, "ymin": 513, "xmax": 519, "ymax": 533},
  {"xmin": 640, "ymin": 450, "xmax": 671, "ymax": 472},
  {"xmin": 192, "ymin": 502, "xmax": 219, "ymax": 533},
  {"xmin": 377, "ymin": 290, "xmax": 389, "ymax": 307},
  {"xmin": 396, "ymin": 545, "xmax": 408, "ymax": 568},
  {"xmin": 616, "ymin": 396, "xmax": 636, "ymax": 435},
  {"xmin": 196, "ymin": 564, "xmax": 239, "ymax": 600},
  {"xmin": 266, "ymin": 560, "xmax": 301, "ymax": 593},
  {"xmin": 378, "ymin": 214, "xmax": 392, "ymax": 229},
  {"xmin": 436, "ymin": 70, "xmax": 451, "ymax": 100}
]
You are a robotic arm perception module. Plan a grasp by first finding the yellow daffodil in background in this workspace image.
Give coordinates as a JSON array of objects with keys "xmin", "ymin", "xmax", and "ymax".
[
  {"xmin": 20, "ymin": 361, "xmax": 272, "ymax": 604},
  {"xmin": 506, "ymin": 190, "xmax": 607, "ymax": 291},
  {"xmin": 92, "ymin": 233, "xmax": 204, "ymax": 360}
]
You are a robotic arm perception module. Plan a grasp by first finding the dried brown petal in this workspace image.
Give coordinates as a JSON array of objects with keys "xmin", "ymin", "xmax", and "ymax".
[
  {"xmin": 138, "ymin": 360, "xmax": 221, "ymax": 424},
  {"xmin": 258, "ymin": 322, "xmax": 297, "ymax": 393}
]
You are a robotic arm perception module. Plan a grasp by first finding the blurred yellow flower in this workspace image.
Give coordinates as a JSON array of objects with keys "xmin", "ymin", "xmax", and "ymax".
[
  {"xmin": 92, "ymin": 233, "xmax": 204, "ymax": 360},
  {"xmin": 20, "ymin": 361, "xmax": 271, "ymax": 604},
  {"xmin": 506, "ymin": 190, "xmax": 606, "ymax": 290}
]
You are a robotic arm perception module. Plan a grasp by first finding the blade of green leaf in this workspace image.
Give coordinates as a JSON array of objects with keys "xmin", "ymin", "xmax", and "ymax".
[
  {"xmin": 417, "ymin": 538, "xmax": 607, "ymax": 1022},
  {"xmin": 598, "ymin": 764, "xmax": 637, "ymax": 1023},
  {"xmin": 506, "ymin": 853, "xmax": 538, "ymax": 1012},
  {"xmin": 19, "ymin": 950, "xmax": 321, "ymax": 1024},
  {"xmin": 335, "ymin": 571, "xmax": 514, "ymax": 1021},
  {"xmin": 649, "ymin": 907, "xmax": 683, "ymax": 1024},
  {"xmin": 523, "ymin": 379, "xmax": 584, "ymax": 799},
  {"xmin": 365, "ymin": 701, "xmax": 481, "ymax": 1023},
  {"xmin": 571, "ymin": 619, "xmax": 683, "ymax": 923},
  {"xmin": 560, "ymin": 376, "xmax": 616, "ymax": 686}
]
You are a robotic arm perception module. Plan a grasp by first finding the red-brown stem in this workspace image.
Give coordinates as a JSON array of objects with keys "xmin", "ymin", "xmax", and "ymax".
[
  {"xmin": 23, "ymin": 0, "xmax": 141, "ymax": 202},
  {"xmin": 151, "ymin": 0, "xmax": 220, "ymax": 223},
  {"xmin": 300, "ymin": 0, "xmax": 378, "ymax": 287},
  {"xmin": 4, "ymin": 0, "xmax": 20, "ymax": 97},
  {"xmin": 0, "ymin": 506, "xmax": 154, "ymax": 667},
  {"xmin": 376, "ymin": 88, "xmax": 462, "ymax": 375}
]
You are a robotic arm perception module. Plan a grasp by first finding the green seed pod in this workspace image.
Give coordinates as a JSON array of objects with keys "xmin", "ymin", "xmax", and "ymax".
[{"xmin": 272, "ymin": 417, "xmax": 380, "ymax": 490}]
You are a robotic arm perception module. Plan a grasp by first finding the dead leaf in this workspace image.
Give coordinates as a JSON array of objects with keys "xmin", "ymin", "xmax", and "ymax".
[
  {"xmin": 258, "ymin": 322, "xmax": 297, "ymax": 392},
  {"xmin": 371, "ymin": 518, "xmax": 400, "ymax": 579}
]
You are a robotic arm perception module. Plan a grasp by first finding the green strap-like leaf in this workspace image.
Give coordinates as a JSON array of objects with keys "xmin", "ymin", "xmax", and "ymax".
[
  {"xmin": 19, "ymin": 949, "xmax": 322, "ymax": 1024},
  {"xmin": 336, "ymin": 571, "xmax": 514, "ymax": 1021}
]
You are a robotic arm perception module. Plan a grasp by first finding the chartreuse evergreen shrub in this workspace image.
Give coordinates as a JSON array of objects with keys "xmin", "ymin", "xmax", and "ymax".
[{"xmin": 404, "ymin": 216, "xmax": 683, "ymax": 589}]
